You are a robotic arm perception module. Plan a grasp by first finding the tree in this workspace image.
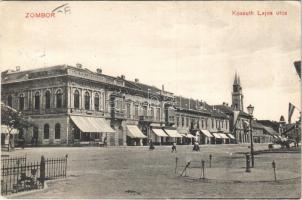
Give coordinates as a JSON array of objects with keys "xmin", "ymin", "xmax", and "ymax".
[{"xmin": 1, "ymin": 103, "xmax": 35, "ymax": 150}]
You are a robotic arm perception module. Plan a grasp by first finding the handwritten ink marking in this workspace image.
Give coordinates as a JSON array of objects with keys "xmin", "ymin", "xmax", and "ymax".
[{"xmin": 52, "ymin": 3, "xmax": 71, "ymax": 15}]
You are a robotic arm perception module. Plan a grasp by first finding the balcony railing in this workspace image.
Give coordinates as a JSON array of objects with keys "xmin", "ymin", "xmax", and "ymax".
[
  {"xmin": 139, "ymin": 115, "xmax": 161, "ymax": 122},
  {"xmin": 110, "ymin": 110, "xmax": 125, "ymax": 119}
]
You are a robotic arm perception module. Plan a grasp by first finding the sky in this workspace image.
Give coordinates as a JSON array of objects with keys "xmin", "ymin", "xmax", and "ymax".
[{"xmin": 0, "ymin": 1, "xmax": 301, "ymax": 122}]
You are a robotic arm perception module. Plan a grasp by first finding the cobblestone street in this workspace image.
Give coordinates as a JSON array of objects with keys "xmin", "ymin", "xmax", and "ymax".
[{"xmin": 5, "ymin": 144, "xmax": 301, "ymax": 199}]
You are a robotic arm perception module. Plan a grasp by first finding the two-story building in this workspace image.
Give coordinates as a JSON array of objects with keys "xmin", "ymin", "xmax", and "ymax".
[{"xmin": 1, "ymin": 65, "xmax": 175, "ymax": 146}]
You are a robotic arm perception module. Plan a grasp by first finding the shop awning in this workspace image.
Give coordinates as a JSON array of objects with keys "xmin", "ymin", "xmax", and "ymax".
[
  {"xmin": 70, "ymin": 116, "xmax": 115, "ymax": 133},
  {"xmin": 127, "ymin": 125, "xmax": 147, "ymax": 138},
  {"xmin": 186, "ymin": 133, "xmax": 195, "ymax": 138},
  {"xmin": 227, "ymin": 134, "xmax": 235, "ymax": 139},
  {"xmin": 212, "ymin": 133, "xmax": 222, "ymax": 138},
  {"xmin": 1, "ymin": 125, "xmax": 19, "ymax": 134},
  {"xmin": 177, "ymin": 128, "xmax": 189, "ymax": 135},
  {"xmin": 219, "ymin": 133, "xmax": 229, "ymax": 139},
  {"xmin": 263, "ymin": 126, "xmax": 279, "ymax": 137},
  {"xmin": 164, "ymin": 129, "xmax": 183, "ymax": 138},
  {"xmin": 201, "ymin": 130, "xmax": 213, "ymax": 138},
  {"xmin": 150, "ymin": 123, "xmax": 162, "ymax": 127},
  {"xmin": 152, "ymin": 128, "xmax": 168, "ymax": 137}
]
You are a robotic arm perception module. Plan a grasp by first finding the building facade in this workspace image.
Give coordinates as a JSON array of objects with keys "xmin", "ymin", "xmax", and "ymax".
[
  {"xmin": 2, "ymin": 65, "xmax": 243, "ymax": 146},
  {"xmin": 1, "ymin": 65, "xmax": 176, "ymax": 146}
]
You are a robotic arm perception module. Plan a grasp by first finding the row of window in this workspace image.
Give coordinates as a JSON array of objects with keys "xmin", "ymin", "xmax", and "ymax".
[
  {"xmin": 176, "ymin": 116, "xmax": 228, "ymax": 130},
  {"xmin": 7, "ymin": 90, "xmax": 63, "ymax": 111},
  {"xmin": 43, "ymin": 123, "xmax": 61, "ymax": 139},
  {"xmin": 74, "ymin": 90, "xmax": 104, "ymax": 111},
  {"xmin": 7, "ymin": 89, "xmax": 106, "ymax": 111}
]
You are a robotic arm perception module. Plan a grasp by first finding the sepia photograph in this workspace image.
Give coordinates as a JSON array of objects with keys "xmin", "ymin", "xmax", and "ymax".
[{"xmin": 0, "ymin": 1, "xmax": 301, "ymax": 199}]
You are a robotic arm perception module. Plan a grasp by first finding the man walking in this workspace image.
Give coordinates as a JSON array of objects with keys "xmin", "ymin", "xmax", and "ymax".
[{"xmin": 171, "ymin": 142, "xmax": 177, "ymax": 153}]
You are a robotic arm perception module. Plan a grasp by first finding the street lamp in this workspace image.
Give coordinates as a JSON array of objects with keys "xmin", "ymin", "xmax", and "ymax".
[{"xmin": 247, "ymin": 104, "xmax": 254, "ymax": 168}]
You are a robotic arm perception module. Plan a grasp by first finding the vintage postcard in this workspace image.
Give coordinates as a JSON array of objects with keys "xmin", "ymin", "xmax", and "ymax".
[{"xmin": 0, "ymin": 1, "xmax": 301, "ymax": 199}]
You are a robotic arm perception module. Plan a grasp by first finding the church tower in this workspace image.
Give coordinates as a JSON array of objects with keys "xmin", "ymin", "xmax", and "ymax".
[{"xmin": 232, "ymin": 73, "xmax": 244, "ymax": 111}]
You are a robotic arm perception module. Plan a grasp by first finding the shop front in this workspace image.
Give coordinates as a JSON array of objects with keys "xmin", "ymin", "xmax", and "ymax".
[
  {"xmin": 126, "ymin": 125, "xmax": 147, "ymax": 146},
  {"xmin": 70, "ymin": 115, "xmax": 116, "ymax": 145}
]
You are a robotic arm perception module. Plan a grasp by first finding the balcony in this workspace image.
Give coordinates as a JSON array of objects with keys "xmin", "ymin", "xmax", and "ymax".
[
  {"xmin": 22, "ymin": 108, "xmax": 68, "ymax": 115},
  {"xmin": 139, "ymin": 115, "xmax": 161, "ymax": 123},
  {"xmin": 111, "ymin": 110, "xmax": 125, "ymax": 119},
  {"xmin": 70, "ymin": 108, "xmax": 106, "ymax": 117}
]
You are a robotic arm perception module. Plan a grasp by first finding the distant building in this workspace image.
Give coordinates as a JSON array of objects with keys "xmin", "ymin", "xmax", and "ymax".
[{"xmin": 173, "ymin": 97, "xmax": 230, "ymax": 145}]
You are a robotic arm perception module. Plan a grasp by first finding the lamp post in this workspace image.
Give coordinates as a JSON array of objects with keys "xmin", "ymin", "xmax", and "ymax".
[{"xmin": 247, "ymin": 104, "xmax": 254, "ymax": 168}]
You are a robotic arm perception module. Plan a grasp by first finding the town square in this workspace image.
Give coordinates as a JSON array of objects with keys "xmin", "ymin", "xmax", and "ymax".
[
  {"xmin": 4, "ymin": 144, "xmax": 301, "ymax": 199},
  {"xmin": 0, "ymin": 1, "xmax": 301, "ymax": 199}
]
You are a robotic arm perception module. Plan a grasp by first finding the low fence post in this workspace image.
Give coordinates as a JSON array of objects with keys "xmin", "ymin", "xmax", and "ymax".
[
  {"xmin": 40, "ymin": 156, "xmax": 45, "ymax": 188},
  {"xmin": 65, "ymin": 154, "xmax": 68, "ymax": 178},
  {"xmin": 200, "ymin": 160, "xmax": 205, "ymax": 179},
  {"xmin": 175, "ymin": 157, "xmax": 178, "ymax": 174},
  {"xmin": 272, "ymin": 160, "xmax": 277, "ymax": 181},
  {"xmin": 245, "ymin": 154, "xmax": 251, "ymax": 173}
]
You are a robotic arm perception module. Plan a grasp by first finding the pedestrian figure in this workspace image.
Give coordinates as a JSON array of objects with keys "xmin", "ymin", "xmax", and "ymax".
[
  {"xmin": 193, "ymin": 142, "xmax": 200, "ymax": 151},
  {"xmin": 104, "ymin": 136, "xmax": 107, "ymax": 147},
  {"xmin": 171, "ymin": 142, "xmax": 177, "ymax": 153},
  {"xmin": 149, "ymin": 139, "xmax": 155, "ymax": 150}
]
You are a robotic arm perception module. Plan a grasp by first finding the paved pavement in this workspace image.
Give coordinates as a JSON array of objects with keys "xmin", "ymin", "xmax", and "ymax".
[{"xmin": 3, "ymin": 144, "xmax": 301, "ymax": 199}]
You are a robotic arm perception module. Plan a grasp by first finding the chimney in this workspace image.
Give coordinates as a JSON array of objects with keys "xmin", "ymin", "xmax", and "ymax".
[
  {"xmin": 162, "ymin": 84, "xmax": 165, "ymax": 91},
  {"xmin": 16, "ymin": 66, "xmax": 21, "ymax": 72},
  {"xmin": 121, "ymin": 75, "xmax": 125, "ymax": 79},
  {"xmin": 96, "ymin": 68, "xmax": 102, "ymax": 74},
  {"xmin": 76, "ymin": 63, "xmax": 82, "ymax": 68},
  {"xmin": 135, "ymin": 78, "xmax": 139, "ymax": 83}
]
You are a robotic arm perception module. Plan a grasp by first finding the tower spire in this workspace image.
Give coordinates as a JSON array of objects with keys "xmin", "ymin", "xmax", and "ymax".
[
  {"xmin": 233, "ymin": 72, "xmax": 239, "ymax": 85},
  {"xmin": 232, "ymin": 72, "xmax": 243, "ymax": 111}
]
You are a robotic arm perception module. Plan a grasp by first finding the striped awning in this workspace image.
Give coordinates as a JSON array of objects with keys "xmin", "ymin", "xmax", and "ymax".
[
  {"xmin": 1, "ymin": 125, "xmax": 19, "ymax": 134},
  {"xmin": 150, "ymin": 123, "xmax": 162, "ymax": 127},
  {"xmin": 152, "ymin": 128, "xmax": 168, "ymax": 137},
  {"xmin": 164, "ymin": 129, "xmax": 183, "ymax": 138},
  {"xmin": 127, "ymin": 125, "xmax": 147, "ymax": 138},
  {"xmin": 201, "ymin": 130, "xmax": 213, "ymax": 138},
  {"xmin": 227, "ymin": 134, "xmax": 235, "ymax": 139},
  {"xmin": 186, "ymin": 133, "xmax": 195, "ymax": 138},
  {"xmin": 70, "ymin": 116, "xmax": 115, "ymax": 133},
  {"xmin": 219, "ymin": 133, "xmax": 229, "ymax": 139},
  {"xmin": 212, "ymin": 133, "xmax": 222, "ymax": 138}
]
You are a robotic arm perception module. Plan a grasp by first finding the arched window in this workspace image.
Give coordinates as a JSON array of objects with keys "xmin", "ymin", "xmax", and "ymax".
[
  {"xmin": 94, "ymin": 93, "xmax": 99, "ymax": 111},
  {"xmin": 74, "ymin": 90, "xmax": 80, "ymax": 109},
  {"xmin": 56, "ymin": 90, "xmax": 63, "ymax": 108},
  {"xmin": 45, "ymin": 91, "xmax": 51, "ymax": 109},
  {"xmin": 34, "ymin": 92, "xmax": 40, "ymax": 110},
  {"xmin": 84, "ymin": 92, "xmax": 90, "ymax": 110},
  {"xmin": 44, "ymin": 124, "xmax": 49, "ymax": 139},
  {"xmin": 55, "ymin": 123, "xmax": 61, "ymax": 139},
  {"xmin": 100, "ymin": 92, "xmax": 105, "ymax": 110},
  {"xmin": 8, "ymin": 95, "xmax": 12, "ymax": 107},
  {"xmin": 19, "ymin": 94, "xmax": 24, "ymax": 111}
]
